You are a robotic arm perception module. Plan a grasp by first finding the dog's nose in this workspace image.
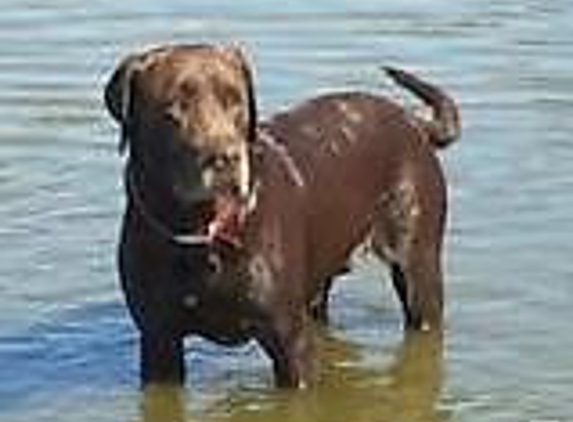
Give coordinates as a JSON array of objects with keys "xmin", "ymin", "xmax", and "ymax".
[
  {"xmin": 201, "ymin": 150, "xmax": 241, "ymax": 171},
  {"xmin": 200, "ymin": 150, "xmax": 249, "ymax": 196}
]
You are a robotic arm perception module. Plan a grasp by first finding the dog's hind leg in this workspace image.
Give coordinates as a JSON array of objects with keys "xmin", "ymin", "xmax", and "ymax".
[
  {"xmin": 371, "ymin": 177, "xmax": 445, "ymax": 331},
  {"xmin": 309, "ymin": 262, "xmax": 352, "ymax": 325},
  {"xmin": 309, "ymin": 277, "xmax": 334, "ymax": 325},
  {"xmin": 388, "ymin": 247, "xmax": 443, "ymax": 331}
]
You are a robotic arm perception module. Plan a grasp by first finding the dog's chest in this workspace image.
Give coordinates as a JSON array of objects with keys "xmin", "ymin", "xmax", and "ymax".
[{"xmin": 174, "ymin": 248, "xmax": 261, "ymax": 345}]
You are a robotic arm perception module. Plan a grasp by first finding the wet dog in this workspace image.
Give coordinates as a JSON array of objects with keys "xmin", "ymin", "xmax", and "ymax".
[
  {"xmin": 105, "ymin": 44, "xmax": 256, "ymax": 384},
  {"xmin": 104, "ymin": 44, "xmax": 460, "ymax": 388}
]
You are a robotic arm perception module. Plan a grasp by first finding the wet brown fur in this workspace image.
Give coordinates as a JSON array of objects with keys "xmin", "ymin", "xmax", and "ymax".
[{"xmin": 104, "ymin": 45, "xmax": 460, "ymax": 388}]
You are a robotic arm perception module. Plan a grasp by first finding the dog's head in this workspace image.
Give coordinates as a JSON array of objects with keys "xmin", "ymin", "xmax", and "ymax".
[{"xmin": 104, "ymin": 44, "xmax": 257, "ymax": 206}]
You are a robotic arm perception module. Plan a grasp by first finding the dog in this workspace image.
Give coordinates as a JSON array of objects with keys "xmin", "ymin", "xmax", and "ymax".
[{"xmin": 104, "ymin": 44, "xmax": 460, "ymax": 388}]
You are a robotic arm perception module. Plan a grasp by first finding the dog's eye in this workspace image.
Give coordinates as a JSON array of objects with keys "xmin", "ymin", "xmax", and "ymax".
[
  {"xmin": 180, "ymin": 82, "xmax": 199, "ymax": 102},
  {"xmin": 164, "ymin": 106, "xmax": 178, "ymax": 124},
  {"xmin": 164, "ymin": 100, "xmax": 192, "ymax": 125},
  {"xmin": 216, "ymin": 85, "xmax": 242, "ymax": 109}
]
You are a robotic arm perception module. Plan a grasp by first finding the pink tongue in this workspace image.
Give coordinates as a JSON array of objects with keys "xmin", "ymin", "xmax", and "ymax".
[{"xmin": 207, "ymin": 196, "xmax": 244, "ymax": 247}]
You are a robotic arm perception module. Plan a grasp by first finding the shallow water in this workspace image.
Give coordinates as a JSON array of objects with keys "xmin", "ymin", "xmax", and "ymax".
[{"xmin": 0, "ymin": 1, "xmax": 572, "ymax": 421}]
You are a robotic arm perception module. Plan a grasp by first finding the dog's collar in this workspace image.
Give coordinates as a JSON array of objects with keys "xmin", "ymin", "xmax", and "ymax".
[
  {"xmin": 125, "ymin": 166, "xmax": 213, "ymax": 247},
  {"xmin": 125, "ymin": 164, "xmax": 258, "ymax": 248}
]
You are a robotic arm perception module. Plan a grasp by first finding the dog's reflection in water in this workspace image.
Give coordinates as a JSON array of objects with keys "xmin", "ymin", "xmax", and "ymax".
[
  {"xmin": 138, "ymin": 331, "xmax": 448, "ymax": 422},
  {"xmin": 140, "ymin": 385, "xmax": 186, "ymax": 422}
]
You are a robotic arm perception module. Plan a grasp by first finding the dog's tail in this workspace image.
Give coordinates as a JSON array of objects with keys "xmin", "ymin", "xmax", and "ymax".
[{"xmin": 384, "ymin": 66, "xmax": 460, "ymax": 149}]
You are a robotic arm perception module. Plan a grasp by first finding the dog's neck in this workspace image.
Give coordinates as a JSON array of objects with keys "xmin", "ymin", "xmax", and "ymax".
[
  {"xmin": 125, "ymin": 162, "xmax": 214, "ymax": 246},
  {"xmin": 125, "ymin": 160, "xmax": 254, "ymax": 249}
]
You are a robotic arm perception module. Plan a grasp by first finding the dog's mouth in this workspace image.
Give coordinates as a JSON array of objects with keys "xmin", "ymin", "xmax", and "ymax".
[{"xmin": 204, "ymin": 194, "xmax": 246, "ymax": 248}]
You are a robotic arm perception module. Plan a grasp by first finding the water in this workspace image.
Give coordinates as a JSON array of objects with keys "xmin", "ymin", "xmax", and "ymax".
[{"xmin": 0, "ymin": 0, "xmax": 572, "ymax": 421}]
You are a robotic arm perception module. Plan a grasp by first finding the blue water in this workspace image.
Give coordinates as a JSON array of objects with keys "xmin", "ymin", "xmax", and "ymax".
[{"xmin": 1, "ymin": 1, "xmax": 572, "ymax": 421}]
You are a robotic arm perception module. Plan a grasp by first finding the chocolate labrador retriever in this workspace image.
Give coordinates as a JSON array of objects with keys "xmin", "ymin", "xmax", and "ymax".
[{"xmin": 104, "ymin": 44, "xmax": 460, "ymax": 388}]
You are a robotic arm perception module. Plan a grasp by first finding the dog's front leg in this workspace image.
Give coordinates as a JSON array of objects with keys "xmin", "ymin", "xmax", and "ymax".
[
  {"xmin": 257, "ymin": 312, "xmax": 315, "ymax": 389},
  {"xmin": 140, "ymin": 333, "xmax": 185, "ymax": 386}
]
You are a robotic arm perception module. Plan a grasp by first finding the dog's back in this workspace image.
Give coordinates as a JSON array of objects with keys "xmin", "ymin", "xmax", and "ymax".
[{"xmin": 258, "ymin": 68, "xmax": 459, "ymax": 330}]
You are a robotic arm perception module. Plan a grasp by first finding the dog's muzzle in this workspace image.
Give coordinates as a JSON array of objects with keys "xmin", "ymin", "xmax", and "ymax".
[{"xmin": 126, "ymin": 165, "xmax": 254, "ymax": 248}]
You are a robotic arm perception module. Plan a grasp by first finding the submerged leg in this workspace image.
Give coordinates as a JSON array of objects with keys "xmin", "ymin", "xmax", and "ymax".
[
  {"xmin": 390, "ymin": 249, "xmax": 443, "ymax": 331},
  {"xmin": 257, "ymin": 312, "xmax": 316, "ymax": 388},
  {"xmin": 140, "ymin": 333, "xmax": 186, "ymax": 386},
  {"xmin": 371, "ymin": 178, "xmax": 445, "ymax": 331}
]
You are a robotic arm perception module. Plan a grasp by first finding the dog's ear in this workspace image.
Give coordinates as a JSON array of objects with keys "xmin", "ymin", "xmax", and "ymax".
[
  {"xmin": 243, "ymin": 55, "xmax": 258, "ymax": 144},
  {"xmin": 221, "ymin": 45, "xmax": 258, "ymax": 143},
  {"xmin": 104, "ymin": 52, "xmax": 150, "ymax": 154}
]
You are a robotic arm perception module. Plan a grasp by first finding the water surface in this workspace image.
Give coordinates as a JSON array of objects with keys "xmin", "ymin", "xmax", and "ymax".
[{"xmin": 1, "ymin": 1, "xmax": 572, "ymax": 421}]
